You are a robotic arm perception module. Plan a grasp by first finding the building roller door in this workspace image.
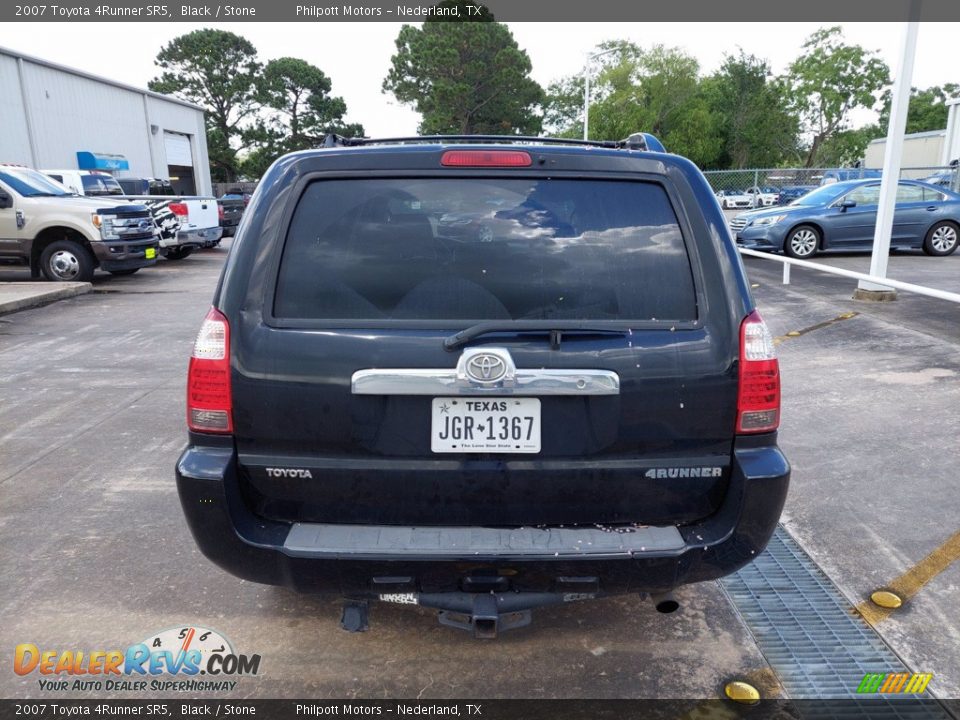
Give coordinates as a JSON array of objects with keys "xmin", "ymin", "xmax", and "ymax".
[{"xmin": 163, "ymin": 132, "xmax": 196, "ymax": 195}]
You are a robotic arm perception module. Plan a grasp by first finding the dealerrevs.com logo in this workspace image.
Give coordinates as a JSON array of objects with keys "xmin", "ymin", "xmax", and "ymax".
[{"xmin": 14, "ymin": 626, "xmax": 261, "ymax": 693}]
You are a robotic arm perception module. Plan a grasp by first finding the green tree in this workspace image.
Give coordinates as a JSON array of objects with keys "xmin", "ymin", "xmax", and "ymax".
[
  {"xmin": 816, "ymin": 125, "xmax": 881, "ymax": 166},
  {"xmin": 545, "ymin": 42, "xmax": 723, "ymax": 167},
  {"xmin": 383, "ymin": 3, "xmax": 543, "ymax": 135},
  {"xmin": 703, "ymin": 51, "xmax": 800, "ymax": 168},
  {"xmin": 785, "ymin": 26, "xmax": 889, "ymax": 167},
  {"xmin": 242, "ymin": 57, "xmax": 364, "ymax": 178},
  {"xmin": 149, "ymin": 30, "xmax": 262, "ymax": 182},
  {"xmin": 542, "ymin": 74, "xmax": 585, "ymax": 138},
  {"xmin": 878, "ymin": 84, "xmax": 960, "ymax": 134}
]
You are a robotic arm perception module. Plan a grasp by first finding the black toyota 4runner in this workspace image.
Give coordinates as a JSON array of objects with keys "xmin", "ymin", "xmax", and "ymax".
[{"xmin": 176, "ymin": 135, "xmax": 789, "ymax": 637}]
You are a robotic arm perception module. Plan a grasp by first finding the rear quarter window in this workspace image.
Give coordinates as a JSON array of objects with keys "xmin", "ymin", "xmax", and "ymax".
[{"xmin": 273, "ymin": 177, "xmax": 697, "ymax": 323}]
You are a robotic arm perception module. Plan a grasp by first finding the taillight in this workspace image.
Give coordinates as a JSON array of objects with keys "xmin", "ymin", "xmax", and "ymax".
[
  {"xmin": 217, "ymin": 204, "xmax": 225, "ymax": 221},
  {"xmin": 169, "ymin": 202, "xmax": 189, "ymax": 217},
  {"xmin": 737, "ymin": 310, "xmax": 780, "ymax": 434},
  {"xmin": 441, "ymin": 150, "xmax": 532, "ymax": 167},
  {"xmin": 187, "ymin": 307, "xmax": 232, "ymax": 434}
]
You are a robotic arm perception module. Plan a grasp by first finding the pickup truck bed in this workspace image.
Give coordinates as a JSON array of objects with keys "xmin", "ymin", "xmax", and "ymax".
[{"xmin": 124, "ymin": 195, "xmax": 222, "ymax": 259}]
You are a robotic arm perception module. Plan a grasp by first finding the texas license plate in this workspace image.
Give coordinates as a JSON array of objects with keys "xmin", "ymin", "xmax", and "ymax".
[
  {"xmin": 145, "ymin": 247, "xmax": 156, "ymax": 259},
  {"xmin": 431, "ymin": 397, "xmax": 540, "ymax": 453}
]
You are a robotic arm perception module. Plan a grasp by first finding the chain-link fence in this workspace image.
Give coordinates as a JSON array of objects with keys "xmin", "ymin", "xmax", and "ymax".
[{"xmin": 702, "ymin": 166, "xmax": 960, "ymax": 209}]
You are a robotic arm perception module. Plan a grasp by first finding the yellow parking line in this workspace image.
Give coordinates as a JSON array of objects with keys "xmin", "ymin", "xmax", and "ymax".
[
  {"xmin": 774, "ymin": 312, "xmax": 859, "ymax": 346},
  {"xmin": 856, "ymin": 529, "xmax": 960, "ymax": 626}
]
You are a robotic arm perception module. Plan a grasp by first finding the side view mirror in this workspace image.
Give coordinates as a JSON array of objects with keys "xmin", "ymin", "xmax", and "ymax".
[
  {"xmin": 839, "ymin": 199, "xmax": 857, "ymax": 211},
  {"xmin": 0, "ymin": 190, "xmax": 12, "ymax": 209}
]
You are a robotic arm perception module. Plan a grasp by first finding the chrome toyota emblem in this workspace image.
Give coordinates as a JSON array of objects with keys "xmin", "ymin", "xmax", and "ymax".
[{"xmin": 465, "ymin": 353, "xmax": 507, "ymax": 382}]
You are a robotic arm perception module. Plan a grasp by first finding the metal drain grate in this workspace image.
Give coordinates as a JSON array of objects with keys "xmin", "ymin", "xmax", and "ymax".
[{"xmin": 721, "ymin": 526, "xmax": 953, "ymax": 718}]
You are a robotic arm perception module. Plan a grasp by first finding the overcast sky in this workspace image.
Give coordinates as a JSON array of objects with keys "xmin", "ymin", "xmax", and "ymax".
[{"xmin": 2, "ymin": 22, "xmax": 958, "ymax": 137}]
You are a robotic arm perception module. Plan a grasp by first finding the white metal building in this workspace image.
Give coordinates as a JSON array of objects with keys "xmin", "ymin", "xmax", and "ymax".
[
  {"xmin": 864, "ymin": 129, "xmax": 947, "ymax": 169},
  {"xmin": 0, "ymin": 46, "xmax": 212, "ymax": 195},
  {"xmin": 864, "ymin": 100, "xmax": 960, "ymax": 170},
  {"xmin": 943, "ymin": 98, "xmax": 960, "ymax": 166}
]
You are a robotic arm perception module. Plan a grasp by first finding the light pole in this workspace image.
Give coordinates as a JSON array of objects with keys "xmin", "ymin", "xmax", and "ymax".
[{"xmin": 583, "ymin": 48, "xmax": 619, "ymax": 141}]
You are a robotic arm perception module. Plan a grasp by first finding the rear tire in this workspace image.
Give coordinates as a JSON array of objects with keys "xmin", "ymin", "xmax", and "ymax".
[
  {"xmin": 922, "ymin": 221, "xmax": 958, "ymax": 256},
  {"xmin": 784, "ymin": 225, "xmax": 820, "ymax": 259},
  {"xmin": 164, "ymin": 246, "xmax": 193, "ymax": 260},
  {"xmin": 109, "ymin": 268, "xmax": 139, "ymax": 276},
  {"xmin": 40, "ymin": 240, "xmax": 95, "ymax": 282}
]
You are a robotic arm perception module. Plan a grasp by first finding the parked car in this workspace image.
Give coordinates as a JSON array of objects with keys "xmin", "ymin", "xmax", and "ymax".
[
  {"xmin": 117, "ymin": 177, "xmax": 176, "ymax": 196},
  {"xmin": 731, "ymin": 179, "xmax": 960, "ymax": 258},
  {"xmin": 44, "ymin": 169, "xmax": 124, "ymax": 197},
  {"xmin": 819, "ymin": 168, "xmax": 881, "ymax": 185},
  {"xmin": 43, "ymin": 170, "xmax": 222, "ymax": 260},
  {"xmin": 776, "ymin": 185, "xmax": 816, "ymax": 205},
  {"xmin": 745, "ymin": 186, "xmax": 779, "ymax": 208},
  {"xmin": 176, "ymin": 134, "xmax": 789, "ymax": 637},
  {"xmin": 715, "ymin": 189, "xmax": 753, "ymax": 209},
  {"xmin": 916, "ymin": 169, "xmax": 957, "ymax": 191},
  {"xmin": 0, "ymin": 164, "xmax": 158, "ymax": 281},
  {"xmin": 220, "ymin": 188, "xmax": 253, "ymax": 206},
  {"xmin": 217, "ymin": 191, "xmax": 248, "ymax": 238}
]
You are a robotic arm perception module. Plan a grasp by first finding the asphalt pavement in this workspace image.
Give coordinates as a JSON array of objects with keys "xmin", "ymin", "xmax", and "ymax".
[{"xmin": 0, "ymin": 243, "xmax": 958, "ymax": 700}]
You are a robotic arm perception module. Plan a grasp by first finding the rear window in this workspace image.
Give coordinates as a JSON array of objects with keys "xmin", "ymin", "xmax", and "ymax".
[{"xmin": 274, "ymin": 178, "xmax": 697, "ymax": 323}]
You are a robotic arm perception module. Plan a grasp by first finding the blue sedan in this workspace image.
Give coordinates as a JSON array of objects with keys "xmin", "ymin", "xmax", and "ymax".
[{"xmin": 730, "ymin": 179, "xmax": 960, "ymax": 258}]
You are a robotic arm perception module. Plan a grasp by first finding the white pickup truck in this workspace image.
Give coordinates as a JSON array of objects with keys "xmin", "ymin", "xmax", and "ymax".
[{"xmin": 42, "ymin": 169, "xmax": 222, "ymax": 260}]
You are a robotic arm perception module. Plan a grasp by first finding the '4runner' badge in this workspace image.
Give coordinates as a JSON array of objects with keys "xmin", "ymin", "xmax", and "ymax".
[{"xmin": 645, "ymin": 467, "xmax": 723, "ymax": 479}]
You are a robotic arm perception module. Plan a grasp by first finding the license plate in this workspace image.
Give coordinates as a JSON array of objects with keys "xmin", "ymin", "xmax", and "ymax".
[
  {"xmin": 145, "ymin": 247, "xmax": 156, "ymax": 259},
  {"xmin": 431, "ymin": 397, "xmax": 540, "ymax": 454}
]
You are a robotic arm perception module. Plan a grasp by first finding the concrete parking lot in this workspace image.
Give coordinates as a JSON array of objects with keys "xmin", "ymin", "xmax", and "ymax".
[{"xmin": 1, "ymin": 245, "xmax": 958, "ymax": 701}]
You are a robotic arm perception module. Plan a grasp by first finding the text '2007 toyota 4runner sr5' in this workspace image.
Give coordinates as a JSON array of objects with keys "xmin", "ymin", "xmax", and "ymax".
[{"xmin": 176, "ymin": 134, "xmax": 789, "ymax": 638}]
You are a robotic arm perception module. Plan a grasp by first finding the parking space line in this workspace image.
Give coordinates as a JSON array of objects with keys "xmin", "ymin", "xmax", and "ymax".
[
  {"xmin": 774, "ymin": 312, "xmax": 859, "ymax": 346},
  {"xmin": 856, "ymin": 529, "xmax": 960, "ymax": 627}
]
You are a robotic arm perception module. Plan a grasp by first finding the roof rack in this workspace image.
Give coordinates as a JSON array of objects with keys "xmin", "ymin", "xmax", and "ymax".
[{"xmin": 321, "ymin": 133, "xmax": 666, "ymax": 152}]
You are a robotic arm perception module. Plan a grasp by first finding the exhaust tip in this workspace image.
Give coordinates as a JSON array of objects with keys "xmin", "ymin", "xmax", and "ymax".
[
  {"xmin": 650, "ymin": 592, "xmax": 680, "ymax": 614},
  {"xmin": 656, "ymin": 598, "xmax": 680, "ymax": 614}
]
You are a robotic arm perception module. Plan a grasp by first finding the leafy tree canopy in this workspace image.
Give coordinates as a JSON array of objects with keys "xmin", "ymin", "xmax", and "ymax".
[
  {"xmin": 242, "ymin": 57, "xmax": 364, "ymax": 178},
  {"xmin": 877, "ymin": 84, "xmax": 960, "ymax": 135},
  {"xmin": 149, "ymin": 29, "xmax": 262, "ymax": 182},
  {"xmin": 383, "ymin": 3, "xmax": 543, "ymax": 135},
  {"xmin": 703, "ymin": 51, "xmax": 800, "ymax": 168},
  {"xmin": 785, "ymin": 26, "xmax": 889, "ymax": 167}
]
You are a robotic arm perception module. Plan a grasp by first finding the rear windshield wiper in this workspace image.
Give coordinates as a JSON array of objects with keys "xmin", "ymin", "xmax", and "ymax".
[{"xmin": 443, "ymin": 322, "xmax": 630, "ymax": 351}]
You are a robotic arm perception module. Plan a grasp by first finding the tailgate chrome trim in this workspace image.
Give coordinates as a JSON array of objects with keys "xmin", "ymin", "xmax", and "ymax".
[
  {"xmin": 351, "ymin": 368, "xmax": 619, "ymax": 395},
  {"xmin": 353, "ymin": 348, "xmax": 619, "ymax": 396},
  {"xmin": 283, "ymin": 523, "xmax": 683, "ymax": 558}
]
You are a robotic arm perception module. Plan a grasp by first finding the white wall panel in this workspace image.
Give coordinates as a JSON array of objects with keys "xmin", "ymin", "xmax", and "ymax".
[
  {"xmin": 0, "ymin": 55, "xmax": 35, "ymax": 165},
  {"xmin": 0, "ymin": 49, "xmax": 210, "ymax": 195}
]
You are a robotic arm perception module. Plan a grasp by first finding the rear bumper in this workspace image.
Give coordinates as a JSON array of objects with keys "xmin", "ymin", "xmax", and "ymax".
[
  {"xmin": 175, "ymin": 440, "xmax": 789, "ymax": 595},
  {"xmin": 161, "ymin": 227, "xmax": 223, "ymax": 249}
]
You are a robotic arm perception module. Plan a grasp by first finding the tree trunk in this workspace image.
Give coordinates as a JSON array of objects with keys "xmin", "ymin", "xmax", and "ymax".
[{"xmin": 805, "ymin": 134, "xmax": 824, "ymax": 168}]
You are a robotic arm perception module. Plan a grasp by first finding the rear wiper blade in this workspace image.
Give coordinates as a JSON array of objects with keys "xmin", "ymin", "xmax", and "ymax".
[{"xmin": 443, "ymin": 322, "xmax": 629, "ymax": 351}]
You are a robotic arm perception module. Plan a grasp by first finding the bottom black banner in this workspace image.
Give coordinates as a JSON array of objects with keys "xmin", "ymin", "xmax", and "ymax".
[{"xmin": 2, "ymin": 699, "xmax": 958, "ymax": 720}]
